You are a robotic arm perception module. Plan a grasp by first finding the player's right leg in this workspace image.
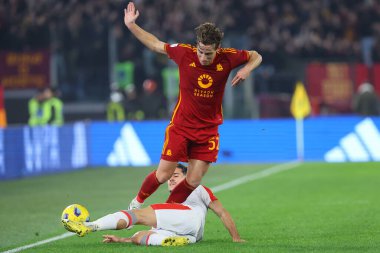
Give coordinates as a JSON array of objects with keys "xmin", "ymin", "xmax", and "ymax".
[
  {"xmin": 128, "ymin": 124, "xmax": 189, "ymax": 209},
  {"xmin": 62, "ymin": 219, "xmax": 92, "ymax": 237},
  {"xmin": 63, "ymin": 206, "xmax": 158, "ymax": 237}
]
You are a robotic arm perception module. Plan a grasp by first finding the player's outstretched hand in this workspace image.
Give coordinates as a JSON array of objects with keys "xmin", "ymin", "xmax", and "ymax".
[
  {"xmin": 103, "ymin": 234, "xmax": 132, "ymax": 243},
  {"xmin": 103, "ymin": 234, "xmax": 120, "ymax": 243},
  {"xmin": 124, "ymin": 2, "xmax": 140, "ymax": 28}
]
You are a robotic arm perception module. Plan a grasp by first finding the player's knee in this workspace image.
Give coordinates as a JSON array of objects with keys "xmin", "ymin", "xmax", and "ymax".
[
  {"xmin": 156, "ymin": 170, "xmax": 172, "ymax": 183},
  {"xmin": 186, "ymin": 177, "xmax": 201, "ymax": 188},
  {"xmin": 116, "ymin": 219, "xmax": 127, "ymax": 229}
]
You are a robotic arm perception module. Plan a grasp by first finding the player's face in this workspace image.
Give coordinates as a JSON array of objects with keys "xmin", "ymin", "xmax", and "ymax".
[
  {"xmin": 168, "ymin": 168, "xmax": 186, "ymax": 192},
  {"xmin": 196, "ymin": 42, "xmax": 217, "ymax": 66}
]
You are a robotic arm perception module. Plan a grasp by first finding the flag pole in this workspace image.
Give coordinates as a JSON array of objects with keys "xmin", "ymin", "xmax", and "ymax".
[
  {"xmin": 290, "ymin": 81, "xmax": 311, "ymax": 162},
  {"xmin": 296, "ymin": 118, "xmax": 304, "ymax": 161}
]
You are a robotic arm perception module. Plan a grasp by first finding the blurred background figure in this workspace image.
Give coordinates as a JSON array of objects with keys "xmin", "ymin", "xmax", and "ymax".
[
  {"xmin": 48, "ymin": 88, "xmax": 64, "ymax": 126},
  {"xmin": 2, "ymin": 0, "xmax": 380, "ymax": 124},
  {"xmin": 107, "ymin": 90, "xmax": 125, "ymax": 122},
  {"xmin": 123, "ymin": 84, "xmax": 145, "ymax": 120},
  {"xmin": 140, "ymin": 79, "xmax": 166, "ymax": 119},
  {"xmin": 352, "ymin": 82, "xmax": 380, "ymax": 116},
  {"xmin": 28, "ymin": 87, "xmax": 53, "ymax": 126},
  {"xmin": 28, "ymin": 87, "xmax": 64, "ymax": 126}
]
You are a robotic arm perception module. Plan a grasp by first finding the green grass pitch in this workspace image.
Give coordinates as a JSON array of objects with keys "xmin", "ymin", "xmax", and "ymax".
[{"xmin": 1, "ymin": 162, "xmax": 379, "ymax": 252}]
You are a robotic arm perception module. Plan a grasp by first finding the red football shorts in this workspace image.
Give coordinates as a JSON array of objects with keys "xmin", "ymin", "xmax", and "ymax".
[{"xmin": 161, "ymin": 123, "xmax": 220, "ymax": 163}]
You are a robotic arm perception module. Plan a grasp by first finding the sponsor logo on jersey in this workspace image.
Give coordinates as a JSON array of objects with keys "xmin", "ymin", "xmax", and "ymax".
[
  {"xmin": 197, "ymin": 74, "xmax": 213, "ymax": 89},
  {"xmin": 193, "ymin": 89, "xmax": 214, "ymax": 98}
]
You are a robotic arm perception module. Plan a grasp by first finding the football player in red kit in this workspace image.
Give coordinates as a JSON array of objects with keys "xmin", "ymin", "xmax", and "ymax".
[{"xmin": 124, "ymin": 2, "xmax": 262, "ymax": 208}]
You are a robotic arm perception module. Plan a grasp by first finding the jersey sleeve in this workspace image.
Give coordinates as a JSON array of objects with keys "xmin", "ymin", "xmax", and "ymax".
[
  {"xmin": 221, "ymin": 48, "xmax": 250, "ymax": 69},
  {"xmin": 165, "ymin": 43, "xmax": 190, "ymax": 65},
  {"xmin": 200, "ymin": 186, "xmax": 218, "ymax": 206}
]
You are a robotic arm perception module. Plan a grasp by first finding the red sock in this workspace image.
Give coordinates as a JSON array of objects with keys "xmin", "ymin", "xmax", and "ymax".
[
  {"xmin": 136, "ymin": 170, "xmax": 162, "ymax": 203},
  {"xmin": 166, "ymin": 179, "xmax": 196, "ymax": 203}
]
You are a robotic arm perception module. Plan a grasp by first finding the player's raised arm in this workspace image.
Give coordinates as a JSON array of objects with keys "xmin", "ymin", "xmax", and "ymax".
[
  {"xmin": 124, "ymin": 2, "xmax": 166, "ymax": 54},
  {"xmin": 231, "ymin": 50, "xmax": 262, "ymax": 86},
  {"xmin": 208, "ymin": 200, "xmax": 246, "ymax": 243}
]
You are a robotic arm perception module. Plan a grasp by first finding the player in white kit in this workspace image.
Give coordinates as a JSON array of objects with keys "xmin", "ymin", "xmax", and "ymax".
[{"xmin": 63, "ymin": 163, "xmax": 244, "ymax": 246}]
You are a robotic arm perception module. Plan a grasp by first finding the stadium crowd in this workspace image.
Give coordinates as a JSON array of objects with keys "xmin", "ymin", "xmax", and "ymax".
[{"xmin": 1, "ymin": 0, "xmax": 380, "ymax": 105}]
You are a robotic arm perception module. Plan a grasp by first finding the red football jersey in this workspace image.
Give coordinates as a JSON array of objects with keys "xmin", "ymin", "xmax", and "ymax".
[{"xmin": 165, "ymin": 43, "xmax": 249, "ymax": 128}]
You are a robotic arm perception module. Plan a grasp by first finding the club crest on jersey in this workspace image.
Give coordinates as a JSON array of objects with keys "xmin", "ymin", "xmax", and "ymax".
[
  {"xmin": 216, "ymin": 64, "xmax": 223, "ymax": 71},
  {"xmin": 189, "ymin": 62, "xmax": 196, "ymax": 68},
  {"xmin": 197, "ymin": 74, "xmax": 213, "ymax": 89}
]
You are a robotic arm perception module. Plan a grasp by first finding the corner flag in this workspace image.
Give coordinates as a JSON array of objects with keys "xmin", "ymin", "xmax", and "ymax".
[{"xmin": 290, "ymin": 82, "xmax": 311, "ymax": 119}]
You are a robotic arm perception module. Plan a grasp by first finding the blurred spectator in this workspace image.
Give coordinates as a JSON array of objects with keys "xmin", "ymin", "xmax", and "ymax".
[
  {"xmin": 140, "ymin": 79, "xmax": 166, "ymax": 119},
  {"xmin": 47, "ymin": 88, "xmax": 64, "ymax": 126},
  {"xmin": 357, "ymin": 1, "xmax": 377, "ymax": 66},
  {"xmin": 3, "ymin": 0, "xmax": 380, "ymax": 104},
  {"xmin": 28, "ymin": 87, "xmax": 53, "ymax": 126},
  {"xmin": 107, "ymin": 90, "xmax": 125, "ymax": 122},
  {"xmin": 352, "ymin": 82, "xmax": 380, "ymax": 116},
  {"xmin": 123, "ymin": 85, "xmax": 144, "ymax": 120}
]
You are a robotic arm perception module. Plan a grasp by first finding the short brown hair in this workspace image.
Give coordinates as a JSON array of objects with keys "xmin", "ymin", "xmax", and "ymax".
[
  {"xmin": 176, "ymin": 163, "xmax": 187, "ymax": 175},
  {"xmin": 195, "ymin": 22, "xmax": 224, "ymax": 48}
]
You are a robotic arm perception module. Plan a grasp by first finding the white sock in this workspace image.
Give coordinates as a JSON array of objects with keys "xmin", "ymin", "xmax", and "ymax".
[
  {"xmin": 84, "ymin": 211, "xmax": 130, "ymax": 231},
  {"xmin": 143, "ymin": 233, "xmax": 169, "ymax": 246}
]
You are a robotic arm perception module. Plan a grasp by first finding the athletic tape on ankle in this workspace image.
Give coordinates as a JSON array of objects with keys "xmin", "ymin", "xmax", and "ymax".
[
  {"xmin": 120, "ymin": 210, "xmax": 137, "ymax": 226},
  {"xmin": 140, "ymin": 234, "xmax": 149, "ymax": 245}
]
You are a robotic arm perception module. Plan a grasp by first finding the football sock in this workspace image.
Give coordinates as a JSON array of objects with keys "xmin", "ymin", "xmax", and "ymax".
[
  {"xmin": 136, "ymin": 170, "xmax": 162, "ymax": 203},
  {"xmin": 139, "ymin": 233, "xmax": 168, "ymax": 246},
  {"xmin": 85, "ymin": 211, "xmax": 137, "ymax": 231},
  {"xmin": 166, "ymin": 179, "xmax": 196, "ymax": 203}
]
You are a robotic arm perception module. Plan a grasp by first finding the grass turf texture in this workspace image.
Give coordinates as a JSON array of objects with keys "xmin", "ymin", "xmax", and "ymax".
[{"xmin": 0, "ymin": 162, "xmax": 379, "ymax": 252}]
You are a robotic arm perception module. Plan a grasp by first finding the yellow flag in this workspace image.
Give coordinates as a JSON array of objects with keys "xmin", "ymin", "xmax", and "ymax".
[{"xmin": 290, "ymin": 82, "xmax": 311, "ymax": 119}]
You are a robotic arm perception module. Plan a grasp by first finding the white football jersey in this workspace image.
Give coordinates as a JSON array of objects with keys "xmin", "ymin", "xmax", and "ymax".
[{"xmin": 182, "ymin": 185, "xmax": 217, "ymax": 241}]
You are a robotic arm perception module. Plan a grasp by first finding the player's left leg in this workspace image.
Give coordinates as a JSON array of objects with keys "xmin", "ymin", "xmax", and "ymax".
[
  {"xmin": 166, "ymin": 130, "xmax": 218, "ymax": 203},
  {"xmin": 166, "ymin": 159, "xmax": 210, "ymax": 203},
  {"xmin": 132, "ymin": 230, "xmax": 192, "ymax": 246},
  {"xmin": 186, "ymin": 159, "xmax": 211, "ymax": 186}
]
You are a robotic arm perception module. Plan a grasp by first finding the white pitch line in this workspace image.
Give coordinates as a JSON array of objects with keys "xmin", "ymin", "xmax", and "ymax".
[
  {"xmin": 1, "ymin": 232, "xmax": 74, "ymax": 253},
  {"xmin": 2, "ymin": 161, "xmax": 301, "ymax": 253},
  {"xmin": 211, "ymin": 160, "xmax": 300, "ymax": 193}
]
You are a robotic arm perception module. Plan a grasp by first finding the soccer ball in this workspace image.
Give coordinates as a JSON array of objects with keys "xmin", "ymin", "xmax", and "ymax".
[{"xmin": 61, "ymin": 204, "xmax": 90, "ymax": 222}]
